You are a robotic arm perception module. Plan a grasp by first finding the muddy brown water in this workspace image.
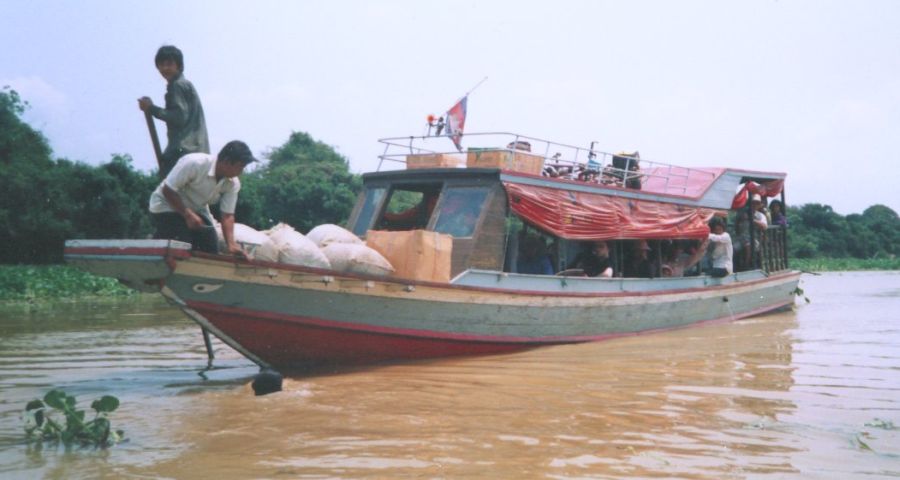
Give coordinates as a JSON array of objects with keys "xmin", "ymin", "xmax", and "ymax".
[{"xmin": 0, "ymin": 272, "xmax": 898, "ymax": 479}]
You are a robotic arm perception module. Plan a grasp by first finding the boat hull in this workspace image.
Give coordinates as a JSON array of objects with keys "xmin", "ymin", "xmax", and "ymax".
[
  {"xmin": 63, "ymin": 240, "xmax": 801, "ymax": 370},
  {"xmin": 165, "ymin": 255, "xmax": 800, "ymax": 369}
]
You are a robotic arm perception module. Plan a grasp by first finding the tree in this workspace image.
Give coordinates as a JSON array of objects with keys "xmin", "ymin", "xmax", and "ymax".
[
  {"xmin": 0, "ymin": 88, "xmax": 156, "ymax": 263},
  {"xmin": 785, "ymin": 203, "xmax": 899, "ymax": 260},
  {"xmin": 0, "ymin": 87, "xmax": 51, "ymax": 167},
  {"xmin": 0, "ymin": 87, "xmax": 58, "ymax": 263},
  {"xmin": 235, "ymin": 131, "xmax": 362, "ymax": 232},
  {"xmin": 790, "ymin": 204, "xmax": 850, "ymax": 258},
  {"xmin": 860, "ymin": 205, "xmax": 900, "ymax": 257}
]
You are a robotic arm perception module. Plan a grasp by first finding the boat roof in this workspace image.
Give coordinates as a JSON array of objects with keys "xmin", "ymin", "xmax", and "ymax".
[{"xmin": 369, "ymin": 132, "xmax": 786, "ymax": 211}]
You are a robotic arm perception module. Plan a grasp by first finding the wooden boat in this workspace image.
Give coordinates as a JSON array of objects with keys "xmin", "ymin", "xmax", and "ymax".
[{"xmin": 65, "ymin": 133, "xmax": 800, "ymax": 371}]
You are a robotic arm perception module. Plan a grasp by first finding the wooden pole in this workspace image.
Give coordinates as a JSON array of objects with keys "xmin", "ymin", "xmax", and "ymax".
[
  {"xmin": 143, "ymin": 110, "xmax": 165, "ymax": 179},
  {"xmin": 144, "ymin": 108, "xmax": 215, "ymax": 361}
]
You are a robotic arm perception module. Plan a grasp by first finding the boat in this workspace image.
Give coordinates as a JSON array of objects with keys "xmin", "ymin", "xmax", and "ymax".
[{"xmin": 64, "ymin": 132, "xmax": 800, "ymax": 372}]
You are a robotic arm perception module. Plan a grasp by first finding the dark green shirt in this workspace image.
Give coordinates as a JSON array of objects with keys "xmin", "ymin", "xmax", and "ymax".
[{"xmin": 151, "ymin": 73, "xmax": 209, "ymax": 169}]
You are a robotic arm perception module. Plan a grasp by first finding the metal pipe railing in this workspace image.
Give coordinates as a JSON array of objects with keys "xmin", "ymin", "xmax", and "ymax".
[{"xmin": 376, "ymin": 132, "xmax": 717, "ymax": 196}]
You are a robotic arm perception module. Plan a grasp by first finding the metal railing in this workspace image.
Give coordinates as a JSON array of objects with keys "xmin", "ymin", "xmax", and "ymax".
[
  {"xmin": 376, "ymin": 132, "xmax": 717, "ymax": 196},
  {"xmin": 762, "ymin": 225, "xmax": 789, "ymax": 272}
]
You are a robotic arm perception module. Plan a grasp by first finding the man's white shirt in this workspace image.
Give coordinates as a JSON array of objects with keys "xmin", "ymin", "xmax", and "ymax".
[{"xmin": 149, "ymin": 153, "xmax": 240, "ymax": 215}]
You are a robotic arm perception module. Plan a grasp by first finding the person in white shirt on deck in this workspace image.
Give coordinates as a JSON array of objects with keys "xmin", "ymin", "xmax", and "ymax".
[
  {"xmin": 707, "ymin": 217, "xmax": 733, "ymax": 278},
  {"xmin": 148, "ymin": 140, "xmax": 256, "ymax": 257}
]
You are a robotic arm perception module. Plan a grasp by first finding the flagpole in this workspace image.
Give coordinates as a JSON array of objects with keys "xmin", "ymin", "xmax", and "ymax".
[
  {"xmin": 464, "ymin": 76, "xmax": 488, "ymax": 97},
  {"xmin": 451, "ymin": 76, "xmax": 488, "ymax": 104}
]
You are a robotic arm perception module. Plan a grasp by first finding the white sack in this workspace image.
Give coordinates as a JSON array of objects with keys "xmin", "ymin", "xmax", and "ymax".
[
  {"xmin": 321, "ymin": 243, "xmax": 395, "ymax": 277},
  {"xmin": 266, "ymin": 223, "xmax": 331, "ymax": 269},
  {"xmin": 307, "ymin": 224, "xmax": 363, "ymax": 248},
  {"xmin": 232, "ymin": 223, "xmax": 279, "ymax": 262}
]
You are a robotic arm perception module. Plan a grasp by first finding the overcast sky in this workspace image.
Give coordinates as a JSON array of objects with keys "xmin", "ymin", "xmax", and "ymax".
[{"xmin": 2, "ymin": 0, "xmax": 898, "ymax": 215}]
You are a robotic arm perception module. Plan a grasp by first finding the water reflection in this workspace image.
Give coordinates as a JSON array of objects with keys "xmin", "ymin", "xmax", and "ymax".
[{"xmin": 0, "ymin": 272, "xmax": 898, "ymax": 478}]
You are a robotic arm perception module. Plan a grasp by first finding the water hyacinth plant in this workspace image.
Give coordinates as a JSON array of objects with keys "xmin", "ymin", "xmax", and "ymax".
[{"xmin": 24, "ymin": 389, "xmax": 124, "ymax": 448}]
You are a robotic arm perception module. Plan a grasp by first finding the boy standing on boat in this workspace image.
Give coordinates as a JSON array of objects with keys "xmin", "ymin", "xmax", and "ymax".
[
  {"xmin": 148, "ymin": 140, "xmax": 256, "ymax": 258},
  {"xmin": 138, "ymin": 45, "xmax": 210, "ymax": 177},
  {"xmin": 707, "ymin": 217, "xmax": 734, "ymax": 278}
]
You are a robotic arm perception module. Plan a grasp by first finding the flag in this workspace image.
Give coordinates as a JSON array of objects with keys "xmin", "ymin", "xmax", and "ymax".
[{"xmin": 445, "ymin": 96, "xmax": 467, "ymax": 151}]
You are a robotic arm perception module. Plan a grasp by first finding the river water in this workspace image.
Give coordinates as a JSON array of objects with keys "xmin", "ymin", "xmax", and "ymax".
[{"xmin": 0, "ymin": 271, "xmax": 898, "ymax": 479}]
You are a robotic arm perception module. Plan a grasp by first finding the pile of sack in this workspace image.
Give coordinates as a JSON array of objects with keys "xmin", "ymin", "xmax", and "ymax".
[{"xmin": 215, "ymin": 222, "xmax": 395, "ymax": 277}]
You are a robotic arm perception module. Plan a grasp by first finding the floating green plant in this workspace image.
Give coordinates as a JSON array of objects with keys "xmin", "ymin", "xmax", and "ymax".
[
  {"xmin": 24, "ymin": 389, "xmax": 124, "ymax": 448},
  {"xmin": 791, "ymin": 286, "xmax": 810, "ymax": 304}
]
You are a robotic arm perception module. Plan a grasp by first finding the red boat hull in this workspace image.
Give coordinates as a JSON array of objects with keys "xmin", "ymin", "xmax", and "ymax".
[{"xmin": 191, "ymin": 302, "xmax": 534, "ymax": 368}]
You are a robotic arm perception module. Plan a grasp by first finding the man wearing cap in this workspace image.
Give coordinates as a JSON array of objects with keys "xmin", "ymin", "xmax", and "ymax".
[
  {"xmin": 148, "ymin": 140, "xmax": 257, "ymax": 257},
  {"xmin": 750, "ymin": 194, "xmax": 769, "ymax": 230}
]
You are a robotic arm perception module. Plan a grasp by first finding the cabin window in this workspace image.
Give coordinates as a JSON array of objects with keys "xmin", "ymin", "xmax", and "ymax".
[
  {"xmin": 352, "ymin": 187, "xmax": 387, "ymax": 236},
  {"xmin": 433, "ymin": 187, "xmax": 490, "ymax": 238},
  {"xmin": 374, "ymin": 183, "xmax": 443, "ymax": 232},
  {"xmin": 504, "ymin": 218, "xmax": 558, "ymax": 275}
]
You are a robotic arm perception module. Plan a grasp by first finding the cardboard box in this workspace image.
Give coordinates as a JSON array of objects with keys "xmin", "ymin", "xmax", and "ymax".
[
  {"xmin": 406, "ymin": 153, "xmax": 464, "ymax": 169},
  {"xmin": 466, "ymin": 148, "xmax": 545, "ymax": 175},
  {"xmin": 366, "ymin": 229, "xmax": 453, "ymax": 283}
]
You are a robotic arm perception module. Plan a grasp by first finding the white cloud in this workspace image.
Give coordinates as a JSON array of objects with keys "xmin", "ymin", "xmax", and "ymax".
[{"xmin": 1, "ymin": 76, "xmax": 69, "ymax": 117}]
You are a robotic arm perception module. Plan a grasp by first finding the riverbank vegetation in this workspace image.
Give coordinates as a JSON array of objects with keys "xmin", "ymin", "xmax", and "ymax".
[
  {"xmin": 791, "ymin": 257, "xmax": 900, "ymax": 272},
  {"xmin": 2, "ymin": 87, "xmax": 897, "ymax": 279},
  {"xmin": 0, "ymin": 265, "xmax": 134, "ymax": 302}
]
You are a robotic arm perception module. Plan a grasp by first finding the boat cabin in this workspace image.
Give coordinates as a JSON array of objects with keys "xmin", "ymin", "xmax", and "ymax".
[{"xmin": 347, "ymin": 133, "xmax": 790, "ymax": 281}]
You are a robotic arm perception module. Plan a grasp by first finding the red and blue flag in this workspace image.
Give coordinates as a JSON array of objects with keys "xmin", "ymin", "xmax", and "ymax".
[{"xmin": 445, "ymin": 96, "xmax": 467, "ymax": 151}]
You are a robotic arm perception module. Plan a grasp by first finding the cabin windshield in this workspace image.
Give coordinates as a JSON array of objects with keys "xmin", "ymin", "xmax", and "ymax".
[
  {"xmin": 351, "ymin": 187, "xmax": 387, "ymax": 236},
  {"xmin": 373, "ymin": 183, "xmax": 443, "ymax": 232},
  {"xmin": 433, "ymin": 187, "xmax": 490, "ymax": 238}
]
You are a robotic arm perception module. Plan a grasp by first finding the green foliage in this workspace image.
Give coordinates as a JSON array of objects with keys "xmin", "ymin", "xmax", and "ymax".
[
  {"xmin": 24, "ymin": 389, "xmax": 123, "ymax": 448},
  {"xmin": 236, "ymin": 131, "xmax": 362, "ymax": 232},
  {"xmin": 1, "ymin": 88, "xmax": 156, "ymax": 264},
  {"xmin": 786, "ymin": 203, "xmax": 899, "ymax": 262},
  {"xmin": 0, "ymin": 265, "xmax": 134, "ymax": 301},
  {"xmin": 1, "ymin": 86, "xmax": 52, "ymax": 168},
  {"xmin": 790, "ymin": 257, "xmax": 900, "ymax": 272},
  {"xmin": 384, "ymin": 190, "xmax": 422, "ymax": 214}
]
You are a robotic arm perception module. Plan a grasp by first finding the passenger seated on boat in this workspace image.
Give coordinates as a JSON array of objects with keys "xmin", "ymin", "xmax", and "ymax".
[
  {"xmin": 516, "ymin": 234, "xmax": 554, "ymax": 275},
  {"xmin": 623, "ymin": 239, "xmax": 654, "ymax": 278},
  {"xmin": 769, "ymin": 199, "xmax": 788, "ymax": 227},
  {"xmin": 707, "ymin": 217, "xmax": 733, "ymax": 278},
  {"xmin": 566, "ymin": 241, "xmax": 613, "ymax": 277},
  {"xmin": 660, "ymin": 239, "xmax": 708, "ymax": 277}
]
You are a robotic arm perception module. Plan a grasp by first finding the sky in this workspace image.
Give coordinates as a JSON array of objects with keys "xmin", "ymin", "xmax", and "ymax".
[{"xmin": 2, "ymin": 0, "xmax": 899, "ymax": 215}]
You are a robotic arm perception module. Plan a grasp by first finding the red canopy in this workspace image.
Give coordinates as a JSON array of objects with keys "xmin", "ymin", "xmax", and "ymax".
[
  {"xmin": 730, "ymin": 179, "xmax": 785, "ymax": 209},
  {"xmin": 504, "ymin": 182, "xmax": 722, "ymax": 241}
]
